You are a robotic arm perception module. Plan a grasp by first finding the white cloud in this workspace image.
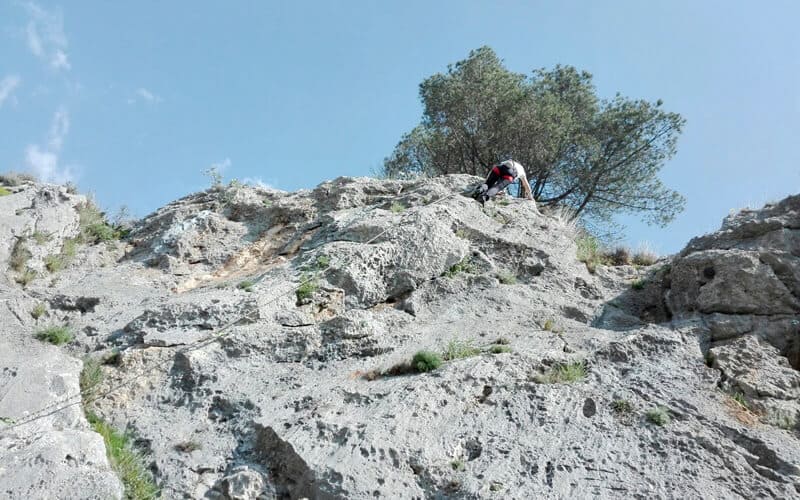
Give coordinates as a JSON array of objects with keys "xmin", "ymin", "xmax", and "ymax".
[
  {"xmin": 137, "ymin": 88, "xmax": 161, "ymax": 103},
  {"xmin": 128, "ymin": 87, "xmax": 163, "ymax": 105},
  {"xmin": 24, "ymin": 2, "xmax": 70, "ymax": 71},
  {"xmin": 0, "ymin": 75, "xmax": 21, "ymax": 108},
  {"xmin": 24, "ymin": 107, "xmax": 75, "ymax": 183}
]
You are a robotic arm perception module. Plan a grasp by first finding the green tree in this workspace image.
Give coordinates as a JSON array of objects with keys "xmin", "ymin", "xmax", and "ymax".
[{"xmin": 383, "ymin": 47, "xmax": 685, "ymax": 227}]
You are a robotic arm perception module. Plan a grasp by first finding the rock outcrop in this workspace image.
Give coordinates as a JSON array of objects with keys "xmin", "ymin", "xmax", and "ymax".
[{"xmin": 1, "ymin": 176, "xmax": 798, "ymax": 499}]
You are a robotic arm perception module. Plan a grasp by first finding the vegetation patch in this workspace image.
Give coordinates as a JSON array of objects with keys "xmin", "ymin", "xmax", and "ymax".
[
  {"xmin": 612, "ymin": 399, "xmax": 634, "ymax": 414},
  {"xmin": 30, "ymin": 303, "xmax": 47, "ymax": 320},
  {"xmin": 389, "ymin": 201, "xmax": 406, "ymax": 213},
  {"xmin": 442, "ymin": 339, "xmax": 481, "ymax": 361},
  {"xmin": 80, "ymin": 358, "xmax": 104, "ymax": 397},
  {"xmin": 15, "ymin": 268, "xmax": 37, "ymax": 287},
  {"xmin": 385, "ymin": 350, "xmax": 443, "ymax": 376},
  {"xmin": 542, "ymin": 319, "xmax": 555, "ymax": 331},
  {"xmin": 450, "ymin": 459, "xmax": 465, "ymax": 471},
  {"xmin": 78, "ymin": 202, "xmax": 125, "ymax": 243},
  {"xmin": 764, "ymin": 409, "xmax": 798, "ymax": 431},
  {"xmin": 237, "ymin": 280, "xmax": 255, "ymax": 292},
  {"xmin": 631, "ymin": 278, "xmax": 647, "ymax": 290},
  {"xmin": 0, "ymin": 171, "xmax": 37, "ymax": 186},
  {"xmin": 444, "ymin": 257, "xmax": 476, "ymax": 278},
  {"xmin": 86, "ymin": 411, "xmax": 159, "ymax": 499},
  {"xmin": 489, "ymin": 344, "xmax": 512, "ymax": 354},
  {"xmin": 0, "ymin": 186, "xmax": 11, "ymax": 196},
  {"xmin": 645, "ymin": 406, "xmax": 671, "ymax": 426},
  {"xmin": 35, "ymin": 325, "xmax": 73, "ymax": 345},
  {"xmin": 295, "ymin": 274, "xmax": 319, "ymax": 303},
  {"xmin": 535, "ymin": 361, "xmax": 586, "ymax": 384},
  {"xmin": 632, "ymin": 249, "xmax": 658, "ymax": 266},
  {"xmin": 496, "ymin": 270, "xmax": 517, "ymax": 284},
  {"xmin": 9, "ymin": 237, "xmax": 32, "ymax": 272},
  {"xmin": 31, "ymin": 231, "xmax": 51, "ymax": 244}
]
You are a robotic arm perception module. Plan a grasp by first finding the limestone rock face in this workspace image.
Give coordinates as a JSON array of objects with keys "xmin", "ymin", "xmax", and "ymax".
[{"xmin": 1, "ymin": 176, "xmax": 800, "ymax": 499}]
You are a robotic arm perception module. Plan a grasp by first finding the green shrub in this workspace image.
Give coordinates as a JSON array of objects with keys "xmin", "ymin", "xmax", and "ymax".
[
  {"xmin": 490, "ymin": 345, "xmax": 512, "ymax": 354},
  {"xmin": 0, "ymin": 186, "xmax": 10, "ymax": 196},
  {"xmin": 543, "ymin": 319, "xmax": 555, "ymax": 331},
  {"xmin": 576, "ymin": 234, "xmax": 600, "ymax": 265},
  {"xmin": 78, "ymin": 203, "xmax": 122, "ymax": 243},
  {"xmin": 0, "ymin": 171, "xmax": 37, "ymax": 186},
  {"xmin": 315, "ymin": 255, "xmax": 331, "ymax": 270},
  {"xmin": 15, "ymin": 268, "xmax": 38, "ymax": 287},
  {"xmin": 9, "ymin": 237, "xmax": 31, "ymax": 272},
  {"xmin": 389, "ymin": 201, "xmax": 406, "ymax": 213},
  {"xmin": 496, "ymin": 270, "xmax": 517, "ymax": 285},
  {"xmin": 450, "ymin": 459, "xmax": 465, "ymax": 471},
  {"xmin": 494, "ymin": 336, "xmax": 510, "ymax": 345},
  {"xmin": 454, "ymin": 229, "xmax": 468, "ymax": 239},
  {"xmin": 631, "ymin": 278, "xmax": 647, "ymax": 290},
  {"xmin": 80, "ymin": 358, "xmax": 104, "ymax": 397},
  {"xmin": 442, "ymin": 339, "xmax": 481, "ymax": 361},
  {"xmin": 731, "ymin": 392, "xmax": 750, "ymax": 410},
  {"xmin": 612, "ymin": 399, "xmax": 633, "ymax": 414},
  {"xmin": 30, "ymin": 303, "xmax": 47, "ymax": 320},
  {"xmin": 35, "ymin": 325, "xmax": 73, "ymax": 345},
  {"xmin": 646, "ymin": 406, "xmax": 671, "ymax": 426},
  {"xmin": 237, "ymin": 280, "xmax": 255, "ymax": 292},
  {"xmin": 62, "ymin": 238, "xmax": 78, "ymax": 258},
  {"xmin": 535, "ymin": 361, "xmax": 586, "ymax": 384},
  {"xmin": 412, "ymin": 350, "xmax": 442, "ymax": 372},
  {"xmin": 444, "ymin": 257, "xmax": 476, "ymax": 278},
  {"xmin": 45, "ymin": 254, "xmax": 67, "ymax": 273},
  {"xmin": 295, "ymin": 275, "xmax": 318, "ymax": 303},
  {"xmin": 85, "ymin": 411, "xmax": 159, "ymax": 499},
  {"xmin": 764, "ymin": 410, "xmax": 798, "ymax": 431},
  {"xmin": 31, "ymin": 231, "xmax": 51, "ymax": 244}
]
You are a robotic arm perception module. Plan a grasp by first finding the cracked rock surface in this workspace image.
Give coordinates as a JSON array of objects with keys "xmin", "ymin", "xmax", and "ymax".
[{"xmin": 1, "ymin": 177, "xmax": 799, "ymax": 499}]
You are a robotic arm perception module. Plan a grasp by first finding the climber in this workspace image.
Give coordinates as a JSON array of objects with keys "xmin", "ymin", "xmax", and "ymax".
[{"xmin": 473, "ymin": 159, "xmax": 534, "ymax": 206}]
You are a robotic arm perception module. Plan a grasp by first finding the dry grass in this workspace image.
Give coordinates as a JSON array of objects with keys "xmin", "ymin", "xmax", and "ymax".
[{"xmin": 724, "ymin": 397, "xmax": 759, "ymax": 426}]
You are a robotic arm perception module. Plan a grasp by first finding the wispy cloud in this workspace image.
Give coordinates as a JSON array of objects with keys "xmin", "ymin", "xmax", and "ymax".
[
  {"xmin": 242, "ymin": 177, "xmax": 276, "ymax": 190},
  {"xmin": 128, "ymin": 87, "xmax": 163, "ymax": 105},
  {"xmin": 24, "ymin": 107, "xmax": 75, "ymax": 183},
  {"xmin": 24, "ymin": 2, "xmax": 70, "ymax": 71},
  {"xmin": 0, "ymin": 75, "xmax": 21, "ymax": 108}
]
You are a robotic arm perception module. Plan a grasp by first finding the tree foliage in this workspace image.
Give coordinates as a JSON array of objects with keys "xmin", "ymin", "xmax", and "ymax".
[{"xmin": 383, "ymin": 47, "xmax": 686, "ymax": 227}]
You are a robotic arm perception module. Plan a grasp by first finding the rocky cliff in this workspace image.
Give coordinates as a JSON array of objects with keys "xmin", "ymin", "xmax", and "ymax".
[{"xmin": 0, "ymin": 176, "xmax": 798, "ymax": 499}]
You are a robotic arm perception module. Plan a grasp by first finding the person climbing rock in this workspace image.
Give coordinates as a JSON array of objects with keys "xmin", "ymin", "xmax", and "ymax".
[{"xmin": 474, "ymin": 159, "xmax": 534, "ymax": 205}]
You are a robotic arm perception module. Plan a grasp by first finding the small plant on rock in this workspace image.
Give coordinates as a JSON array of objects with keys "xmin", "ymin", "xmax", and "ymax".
[
  {"xmin": 443, "ymin": 339, "xmax": 481, "ymax": 361},
  {"xmin": 45, "ymin": 253, "xmax": 67, "ymax": 273},
  {"xmin": 237, "ymin": 280, "xmax": 255, "ymax": 292},
  {"xmin": 606, "ymin": 246, "xmax": 631, "ymax": 266},
  {"xmin": 30, "ymin": 303, "xmax": 47, "ymax": 320},
  {"xmin": 413, "ymin": 350, "xmax": 443, "ymax": 372},
  {"xmin": 490, "ymin": 344, "xmax": 512, "ymax": 354},
  {"xmin": 80, "ymin": 358, "xmax": 104, "ymax": 397},
  {"xmin": 295, "ymin": 274, "xmax": 318, "ymax": 303},
  {"xmin": 389, "ymin": 201, "xmax": 405, "ymax": 213},
  {"xmin": 0, "ymin": 186, "xmax": 11, "ymax": 196},
  {"xmin": 632, "ymin": 248, "xmax": 658, "ymax": 266},
  {"xmin": 15, "ymin": 268, "xmax": 37, "ymax": 287},
  {"xmin": 535, "ymin": 361, "xmax": 586, "ymax": 384},
  {"xmin": 9, "ymin": 237, "xmax": 31, "ymax": 272},
  {"xmin": 496, "ymin": 270, "xmax": 517, "ymax": 285},
  {"xmin": 612, "ymin": 399, "xmax": 634, "ymax": 414},
  {"xmin": 35, "ymin": 325, "xmax": 73, "ymax": 345},
  {"xmin": 646, "ymin": 406, "xmax": 671, "ymax": 426},
  {"xmin": 450, "ymin": 459, "xmax": 465, "ymax": 471},
  {"xmin": 764, "ymin": 409, "xmax": 798, "ymax": 431},
  {"xmin": 542, "ymin": 319, "xmax": 555, "ymax": 331},
  {"xmin": 631, "ymin": 278, "xmax": 647, "ymax": 290},
  {"xmin": 731, "ymin": 392, "xmax": 750, "ymax": 411},
  {"xmin": 444, "ymin": 257, "xmax": 476, "ymax": 278}
]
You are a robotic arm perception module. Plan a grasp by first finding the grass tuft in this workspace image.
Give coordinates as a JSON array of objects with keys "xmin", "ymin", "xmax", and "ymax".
[
  {"xmin": 9, "ymin": 237, "xmax": 31, "ymax": 272},
  {"xmin": 80, "ymin": 358, "xmax": 104, "ymax": 397},
  {"xmin": 535, "ymin": 361, "xmax": 586, "ymax": 384},
  {"xmin": 85, "ymin": 411, "xmax": 159, "ymax": 499},
  {"xmin": 389, "ymin": 201, "xmax": 406, "ymax": 213},
  {"xmin": 31, "ymin": 231, "xmax": 51, "ymax": 244},
  {"xmin": 542, "ymin": 319, "xmax": 555, "ymax": 331},
  {"xmin": 15, "ymin": 268, "xmax": 38, "ymax": 287},
  {"xmin": 413, "ymin": 350, "xmax": 442, "ymax": 372},
  {"xmin": 646, "ymin": 406, "xmax": 671, "ymax": 426},
  {"xmin": 30, "ymin": 303, "xmax": 47, "ymax": 320},
  {"xmin": 0, "ymin": 186, "xmax": 11, "ymax": 196},
  {"xmin": 489, "ymin": 344, "xmax": 512, "ymax": 354},
  {"xmin": 295, "ymin": 274, "xmax": 318, "ymax": 303},
  {"xmin": 612, "ymin": 399, "xmax": 634, "ymax": 414},
  {"xmin": 631, "ymin": 278, "xmax": 647, "ymax": 290},
  {"xmin": 444, "ymin": 257, "xmax": 476, "ymax": 278},
  {"xmin": 442, "ymin": 339, "xmax": 481, "ymax": 361},
  {"xmin": 35, "ymin": 325, "xmax": 73, "ymax": 345},
  {"xmin": 237, "ymin": 280, "xmax": 255, "ymax": 292},
  {"xmin": 496, "ymin": 270, "xmax": 517, "ymax": 285},
  {"xmin": 450, "ymin": 459, "xmax": 465, "ymax": 471}
]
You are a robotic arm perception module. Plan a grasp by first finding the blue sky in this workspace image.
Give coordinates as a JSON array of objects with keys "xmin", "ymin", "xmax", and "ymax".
[{"xmin": 1, "ymin": 1, "xmax": 798, "ymax": 254}]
